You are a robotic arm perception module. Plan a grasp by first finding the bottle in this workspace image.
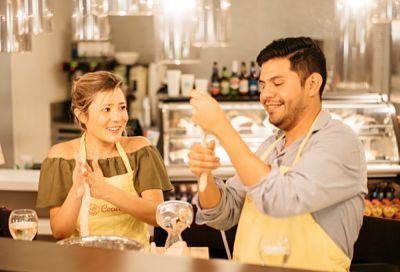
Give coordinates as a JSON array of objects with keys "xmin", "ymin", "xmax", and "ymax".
[
  {"xmin": 229, "ymin": 60, "xmax": 240, "ymax": 97},
  {"xmin": 248, "ymin": 61, "xmax": 259, "ymax": 96},
  {"xmin": 220, "ymin": 66, "xmax": 230, "ymax": 96},
  {"xmin": 210, "ymin": 61, "xmax": 221, "ymax": 96},
  {"xmin": 239, "ymin": 61, "xmax": 249, "ymax": 95},
  {"xmin": 384, "ymin": 182, "xmax": 395, "ymax": 200}
]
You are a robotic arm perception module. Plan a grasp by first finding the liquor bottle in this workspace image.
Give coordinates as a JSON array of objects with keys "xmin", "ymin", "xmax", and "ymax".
[
  {"xmin": 229, "ymin": 60, "xmax": 240, "ymax": 97},
  {"xmin": 384, "ymin": 182, "xmax": 395, "ymax": 200},
  {"xmin": 220, "ymin": 66, "xmax": 230, "ymax": 96},
  {"xmin": 210, "ymin": 62, "xmax": 221, "ymax": 96},
  {"xmin": 248, "ymin": 61, "xmax": 259, "ymax": 96},
  {"xmin": 239, "ymin": 61, "xmax": 249, "ymax": 95}
]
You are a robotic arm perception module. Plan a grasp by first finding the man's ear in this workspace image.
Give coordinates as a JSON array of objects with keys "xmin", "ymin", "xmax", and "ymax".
[
  {"xmin": 74, "ymin": 108, "xmax": 87, "ymax": 126},
  {"xmin": 305, "ymin": 72, "xmax": 322, "ymax": 97}
]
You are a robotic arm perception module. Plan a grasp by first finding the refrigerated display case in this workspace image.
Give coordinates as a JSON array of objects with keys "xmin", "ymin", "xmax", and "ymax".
[{"xmin": 159, "ymin": 93, "xmax": 400, "ymax": 182}]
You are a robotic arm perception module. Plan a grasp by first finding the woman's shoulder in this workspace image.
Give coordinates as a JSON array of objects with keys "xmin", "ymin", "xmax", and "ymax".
[
  {"xmin": 120, "ymin": 136, "xmax": 152, "ymax": 154},
  {"xmin": 47, "ymin": 138, "xmax": 80, "ymax": 160}
]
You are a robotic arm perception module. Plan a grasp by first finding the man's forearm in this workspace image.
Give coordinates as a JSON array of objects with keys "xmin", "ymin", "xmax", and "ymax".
[
  {"xmin": 198, "ymin": 172, "xmax": 221, "ymax": 209},
  {"xmin": 215, "ymin": 122, "xmax": 271, "ymax": 187}
]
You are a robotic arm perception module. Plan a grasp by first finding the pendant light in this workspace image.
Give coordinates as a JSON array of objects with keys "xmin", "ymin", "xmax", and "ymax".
[
  {"xmin": 0, "ymin": 0, "xmax": 32, "ymax": 52},
  {"xmin": 193, "ymin": 0, "xmax": 231, "ymax": 47},
  {"xmin": 153, "ymin": 0, "xmax": 199, "ymax": 64},
  {"xmin": 72, "ymin": 0, "xmax": 110, "ymax": 41},
  {"xmin": 27, "ymin": 0, "xmax": 53, "ymax": 34},
  {"xmin": 102, "ymin": 0, "xmax": 154, "ymax": 16}
]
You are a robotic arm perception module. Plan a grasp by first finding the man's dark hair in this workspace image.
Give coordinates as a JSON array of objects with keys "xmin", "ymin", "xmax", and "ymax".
[{"xmin": 256, "ymin": 37, "xmax": 327, "ymax": 98}]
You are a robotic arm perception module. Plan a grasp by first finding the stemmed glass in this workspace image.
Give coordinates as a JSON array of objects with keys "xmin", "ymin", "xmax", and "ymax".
[
  {"xmin": 8, "ymin": 209, "xmax": 38, "ymax": 241},
  {"xmin": 156, "ymin": 200, "xmax": 193, "ymax": 248},
  {"xmin": 259, "ymin": 234, "xmax": 290, "ymax": 266}
]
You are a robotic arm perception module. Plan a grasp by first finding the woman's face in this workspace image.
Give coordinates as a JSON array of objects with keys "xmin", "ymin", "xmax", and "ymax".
[{"xmin": 83, "ymin": 88, "xmax": 128, "ymax": 144}]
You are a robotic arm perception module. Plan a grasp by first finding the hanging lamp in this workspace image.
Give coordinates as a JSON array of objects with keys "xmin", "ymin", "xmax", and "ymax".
[
  {"xmin": 153, "ymin": 0, "xmax": 199, "ymax": 64},
  {"xmin": 72, "ymin": 0, "xmax": 110, "ymax": 41},
  {"xmin": 0, "ymin": 0, "xmax": 32, "ymax": 53},
  {"xmin": 102, "ymin": 0, "xmax": 154, "ymax": 16},
  {"xmin": 193, "ymin": 0, "xmax": 231, "ymax": 47}
]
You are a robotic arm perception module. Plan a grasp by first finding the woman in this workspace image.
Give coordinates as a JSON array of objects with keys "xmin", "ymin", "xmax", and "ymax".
[{"xmin": 36, "ymin": 71, "xmax": 172, "ymax": 246}]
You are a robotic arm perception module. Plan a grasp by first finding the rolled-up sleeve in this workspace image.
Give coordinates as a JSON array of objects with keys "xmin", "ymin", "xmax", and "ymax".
[
  {"xmin": 194, "ymin": 175, "xmax": 247, "ymax": 230},
  {"xmin": 248, "ymin": 125, "xmax": 367, "ymax": 218}
]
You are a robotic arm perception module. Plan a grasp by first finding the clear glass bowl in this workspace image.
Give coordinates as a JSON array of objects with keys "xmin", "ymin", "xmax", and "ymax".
[
  {"xmin": 156, "ymin": 200, "xmax": 193, "ymax": 248},
  {"xmin": 57, "ymin": 235, "xmax": 144, "ymax": 251}
]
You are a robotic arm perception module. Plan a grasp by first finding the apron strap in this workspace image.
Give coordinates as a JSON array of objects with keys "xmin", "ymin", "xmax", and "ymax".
[
  {"xmin": 293, "ymin": 112, "xmax": 320, "ymax": 163},
  {"xmin": 259, "ymin": 111, "xmax": 321, "ymax": 164},
  {"xmin": 259, "ymin": 134, "xmax": 284, "ymax": 162},
  {"xmin": 80, "ymin": 133, "xmax": 87, "ymax": 163},
  {"xmin": 80, "ymin": 133, "xmax": 133, "ymax": 174},
  {"xmin": 116, "ymin": 142, "xmax": 133, "ymax": 174}
]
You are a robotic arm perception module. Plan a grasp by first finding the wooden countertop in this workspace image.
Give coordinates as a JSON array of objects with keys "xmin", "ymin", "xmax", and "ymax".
[{"xmin": 0, "ymin": 238, "xmax": 312, "ymax": 272}]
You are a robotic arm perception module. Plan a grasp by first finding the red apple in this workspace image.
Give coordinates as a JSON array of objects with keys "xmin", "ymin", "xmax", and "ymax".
[
  {"xmin": 382, "ymin": 198, "xmax": 391, "ymax": 206},
  {"xmin": 392, "ymin": 198, "xmax": 400, "ymax": 205},
  {"xmin": 372, "ymin": 199, "xmax": 382, "ymax": 206},
  {"xmin": 364, "ymin": 199, "xmax": 372, "ymax": 207}
]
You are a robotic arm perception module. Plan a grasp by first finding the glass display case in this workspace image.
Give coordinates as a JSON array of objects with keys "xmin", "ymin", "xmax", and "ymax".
[{"xmin": 159, "ymin": 93, "xmax": 400, "ymax": 181}]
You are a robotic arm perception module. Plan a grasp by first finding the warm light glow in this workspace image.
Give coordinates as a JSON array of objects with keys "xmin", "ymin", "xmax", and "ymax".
[{"xmin": 0, "ymin": 144, "xmax": 5, "ymax": 165}]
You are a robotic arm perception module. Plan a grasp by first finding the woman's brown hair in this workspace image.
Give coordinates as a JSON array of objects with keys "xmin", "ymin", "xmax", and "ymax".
[{"xmin": 71, "ymin": 71, "xmax": 123, "ymax": 130}]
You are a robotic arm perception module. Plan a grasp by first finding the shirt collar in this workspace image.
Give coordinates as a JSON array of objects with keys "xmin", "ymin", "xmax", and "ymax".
[{"xmin": 274, "ymin": 109, "xmax": 331, "ymax": 140}]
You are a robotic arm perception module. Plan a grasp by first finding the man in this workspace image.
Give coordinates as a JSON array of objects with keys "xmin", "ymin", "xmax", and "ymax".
[{"xmin": 188, "ymin": 37, "xmax": 367, "ymax": 271}]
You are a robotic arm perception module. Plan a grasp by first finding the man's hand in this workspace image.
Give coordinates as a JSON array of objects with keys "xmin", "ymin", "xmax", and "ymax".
[
  {"xmin": 190, "ymin": 90, "xmax": 229, "ymax": 136},
  {"xmin": 188, "ymin": 140, "xmax": 221, "ymax": 177}
]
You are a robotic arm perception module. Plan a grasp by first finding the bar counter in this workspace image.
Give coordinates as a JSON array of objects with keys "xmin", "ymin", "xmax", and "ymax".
[{"xmin": 0, "ymin": 238, "xmax": 312, "ymax": 272}]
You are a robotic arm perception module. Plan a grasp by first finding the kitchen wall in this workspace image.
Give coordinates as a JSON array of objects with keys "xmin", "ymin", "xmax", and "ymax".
[
  {"xmin": 1, "ymin": 0, "xmax": 335, "ymax": 166},
  {"xmin": 110, "ymin": 0, "xmax": 335, "ymax": 77},
  {"xmin": 0, "ymin": 0, "xmax": 72, "ymax": 167},
  {"xmin": 0, "ymin": 55, "xmax": 14, "ymax": 168}
]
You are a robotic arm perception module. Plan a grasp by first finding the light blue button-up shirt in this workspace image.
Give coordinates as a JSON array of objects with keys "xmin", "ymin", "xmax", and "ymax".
[{"xmin": 194, "ymin": 110, "xmax": 368, "ymax": 258}]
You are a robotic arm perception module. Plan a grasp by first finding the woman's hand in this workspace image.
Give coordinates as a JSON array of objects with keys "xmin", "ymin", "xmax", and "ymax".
[
  {"xmin": 188, "ymin": 140, "xmax": 221, "ymax": 177},
  {"xmin": 86, "ymin": 158, "xmax": 111, "ymax": 200},
  {"xmin": 190, "ymin": 90, "xmax": 229, "ymax": 136},
  {"xmin": 72, "ymin": 154, "xmax": 90, "ymax": 199}
]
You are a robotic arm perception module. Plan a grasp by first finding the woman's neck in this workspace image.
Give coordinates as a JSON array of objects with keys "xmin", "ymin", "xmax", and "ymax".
[{"xmin": 84, "ymin": 133, "xmax": 117, "ymax": 160}]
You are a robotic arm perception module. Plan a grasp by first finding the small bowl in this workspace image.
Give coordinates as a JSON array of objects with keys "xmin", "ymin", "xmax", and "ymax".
[
  {"xmin": 57, "ymin": 235, "xmax": 144, "ymax": 251},
  {"xmin": 114, "ymin": 52, "xmax": 139, "ymax": 65}
]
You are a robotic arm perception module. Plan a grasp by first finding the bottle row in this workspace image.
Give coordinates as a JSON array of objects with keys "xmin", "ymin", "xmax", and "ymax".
[{"xmin": 209, "ymin": 60, "xmax": 260, "ymax": 98}]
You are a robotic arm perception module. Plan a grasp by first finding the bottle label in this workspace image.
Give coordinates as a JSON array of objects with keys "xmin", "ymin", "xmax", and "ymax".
[
  {"xmin": 211, "ymin": 82, "xmax": 221, "ymax": 96},
  {"xmin": 239, "ymin": 79, "xmax": 249, "ymax": 94},
  {"xmin": 221, "ymin": 81, "xmax": 230, "ymax": 95},
  {"xmin": 249, "ymin": 79, "xmax": 259, "ymax": 94},
  {"xmin": 230, "ymin": 77, "xmax": 240, "ymax": 90}
]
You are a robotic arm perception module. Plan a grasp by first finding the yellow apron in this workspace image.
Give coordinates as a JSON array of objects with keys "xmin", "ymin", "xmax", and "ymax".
[
  {"xmin": 233, "ymin": 118, "xmax": 351, "ymax": 271},
  {"xmin": 74, "ymin": 134, "xmax": 150, "ymax": 247}
]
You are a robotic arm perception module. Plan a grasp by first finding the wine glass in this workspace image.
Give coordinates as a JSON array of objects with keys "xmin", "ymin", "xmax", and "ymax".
[
  {"xmin": 156, "ymin": 200, "xmax": 193, "ymax": 248},
  {"xmin": 258, "ymin": 234, "xmax": 290, "ymax": 266},
  {"xmin": 8, "ymin": 209, "xmax": 39, "ymax": 241}
]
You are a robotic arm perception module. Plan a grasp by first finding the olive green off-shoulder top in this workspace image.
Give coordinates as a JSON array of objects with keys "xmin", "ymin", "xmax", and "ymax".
[{"xmin": 36, "ymin": 145, "xmax": 173, "ymax": 208}]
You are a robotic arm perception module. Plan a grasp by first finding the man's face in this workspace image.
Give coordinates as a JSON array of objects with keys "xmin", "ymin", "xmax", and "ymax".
[{"xmin": 259, "ymin": 58, "xmax": 308, "ymax": 131}]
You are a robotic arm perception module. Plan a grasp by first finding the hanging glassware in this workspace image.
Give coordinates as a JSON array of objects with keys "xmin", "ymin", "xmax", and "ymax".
[
  {"xmin": 27, "ymin": 0, "xmax": 53, "ymax": 34},
  {"xmin": 102, "ymin": 0, "xmax": 154, "ymax": 16},
  {"xmin": 0, "ymin": 0, "xmax": 32, "ymax": 53},
  {"xmin": 193, "ymin": 0, "xmax": 231, "ymax": 47},
  {"xmin": 72, "ymin": 0, "xmax": 110, "ymax": 41},
  {"xmin": 153, "ymin": 0, "xmax": 200, "ymax": 65},
  {"xmin": 15, "ymin": 0, "xmax": 53, "ymax": 35}
]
